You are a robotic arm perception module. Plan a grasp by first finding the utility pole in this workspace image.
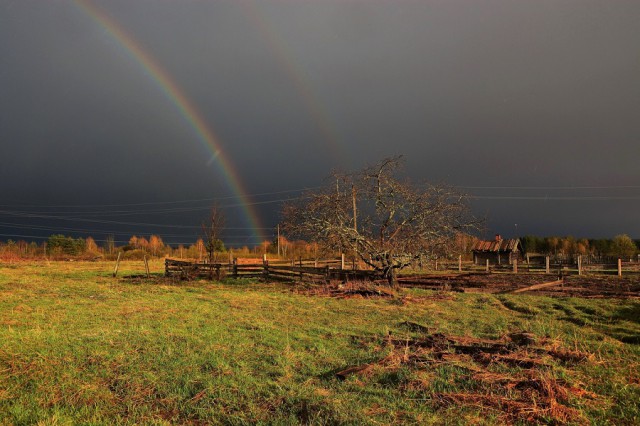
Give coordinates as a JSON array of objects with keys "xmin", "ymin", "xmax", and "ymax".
[
  {"xmin": 336, "ymin": 176, "xmax": 343, "ymax": 255},
  {"xmin": 352, "ymin": 184, "xmax": 357, "ymax": 232}
]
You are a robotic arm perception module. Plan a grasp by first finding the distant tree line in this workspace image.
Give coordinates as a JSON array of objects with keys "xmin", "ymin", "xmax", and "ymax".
[
  {"xmin": 0, "ymin": 232, "xmax": 317, "ymax": 261},
  {"xmin": 519, "ymin": 234, "xmax": 639, "ymax": 259},
  {"xmin": 0, "ymin": 233, "xmax": 638, "ymax": 262},
  {"xmin": 0, "ymin": 234, "xmax": 216, "ymax": 261}
]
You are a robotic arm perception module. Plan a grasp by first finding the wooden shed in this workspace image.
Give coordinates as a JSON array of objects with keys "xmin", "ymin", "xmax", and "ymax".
[{"xmin": 471, "ymin": 235, "xmax": 522, "ymax": 265}]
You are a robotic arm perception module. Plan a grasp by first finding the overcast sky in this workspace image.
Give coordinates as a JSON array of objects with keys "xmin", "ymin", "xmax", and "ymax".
[{"xmin": 1, "ymin": 0, "xmax": 639, "ymax": 246}]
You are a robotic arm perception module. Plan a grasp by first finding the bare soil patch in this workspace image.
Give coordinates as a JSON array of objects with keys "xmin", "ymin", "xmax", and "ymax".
[
  {"xmin": 397, "ymin": 273, "xmax": 640, "ymax": 298},
  {"xmin": 290, "ymin": 281, "xmax": 458, "ymax": 303},
  {"xmin": 291, "ymin": 281, "xmax": 398, "ymax": 299},
  {"xmin": 336, "ymin": 329, "xmax": 599, "ymax": 424}
]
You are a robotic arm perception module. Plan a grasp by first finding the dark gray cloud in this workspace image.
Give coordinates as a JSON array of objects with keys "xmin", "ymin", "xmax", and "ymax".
[{"xmin": 1, "ymin": 0, "xmax": 638, "ymax": 245}]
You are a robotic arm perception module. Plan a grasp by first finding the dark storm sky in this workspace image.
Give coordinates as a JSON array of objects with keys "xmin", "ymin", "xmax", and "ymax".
[{"xmin": 1, "ymin": 0, "xmax": 639, "ymax": 246}]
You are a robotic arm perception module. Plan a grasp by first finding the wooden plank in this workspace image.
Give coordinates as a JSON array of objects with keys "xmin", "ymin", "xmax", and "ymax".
[
  {"xmin": 269, "ymin": 266, "xmax": 328, "ymax": 275},
  {"xmin": 509, "ymin": 279, "xmax": 563, "ymax": 294}
]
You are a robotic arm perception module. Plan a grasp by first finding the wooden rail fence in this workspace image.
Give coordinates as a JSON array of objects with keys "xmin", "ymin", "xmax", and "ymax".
[
  {"xmin": 165, "ymin": 258, "xmax": 377, "ymax": 282},
  {"xmin": 428, "ymin": 256, "xmax": 639, "ymax": 277},
  {"xmin": 166, "ymin": 255, "xmax": 639, "ymax": 282}
]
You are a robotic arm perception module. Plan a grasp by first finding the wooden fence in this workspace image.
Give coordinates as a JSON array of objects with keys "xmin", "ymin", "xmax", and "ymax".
[
  {"xmin": 165, "ymin": 258, "xmax": 377, "ymax": 282},
  {"xmin": 430, "ymin": 255, "xmax": 639, "ymax": 277},
  {"xmin": 166, "ymin": 254, "xmax": 639, "ymax": 282}
]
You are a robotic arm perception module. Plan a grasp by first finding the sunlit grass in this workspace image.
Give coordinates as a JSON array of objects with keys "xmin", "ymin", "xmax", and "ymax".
[{"xmin": 0, "ymin": 261, "xmax": 638, "ymax": 424}]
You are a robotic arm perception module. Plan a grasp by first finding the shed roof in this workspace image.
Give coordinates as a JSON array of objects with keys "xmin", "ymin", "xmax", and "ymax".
[{"xmin": 471, "ymin": 239, "xmax": 520, "ymax": 253}]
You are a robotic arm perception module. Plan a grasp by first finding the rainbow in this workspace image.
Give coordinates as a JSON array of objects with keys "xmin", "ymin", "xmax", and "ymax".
[
  {"xmin": 75, "ymin": 0, "xmax": 264, "ymax": 243},
  {"xmin": 239, "ymin": 1, "xmax": 345, "ymax": 165}
]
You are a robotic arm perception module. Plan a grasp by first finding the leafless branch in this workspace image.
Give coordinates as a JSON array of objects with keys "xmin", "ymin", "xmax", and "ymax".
[{"xmin": 282, "ymin": 157, "xmax": 480, "ymax": 286}]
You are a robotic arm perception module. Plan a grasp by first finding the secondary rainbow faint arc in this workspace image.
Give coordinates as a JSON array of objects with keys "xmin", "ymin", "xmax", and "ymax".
[
  {"xmin": 75, "ymin": 0, "xmax": 264, "ymax": 242},
  {"xmin": 240, "ymin": 0, "xmax": 345, "ymax": 166}
]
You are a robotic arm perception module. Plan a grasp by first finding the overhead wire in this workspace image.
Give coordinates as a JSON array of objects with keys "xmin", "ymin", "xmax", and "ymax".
[
  {"xmin": 0, "ymin": 232, "xmax": 270, "ymax": 246},
  {"xmin": 460, "ymin": 185, "xmax": 640, "ymax": 190},
  {"xmin": 1, "ymin": 183, "xmax": 636, "ymax": 215},
  {"xmin": 0, "ymin": 222, "xmax": 269, "ymax": 239},
  {"xmin": 467, "ymin": 195, "xmax": 640, "ymax": 200},
  {"xmin": 0, "ymin": 183, "xmax": 637, "ymax": 243},
  {"xmin": 0, "ymin": 186, "xmax": 321, "ymax": 209}
]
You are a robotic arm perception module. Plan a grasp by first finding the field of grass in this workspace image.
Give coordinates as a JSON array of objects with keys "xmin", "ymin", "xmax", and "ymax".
[{"xmin": 0, "ymin": 260, "xmax": 638, "ymax": 425}]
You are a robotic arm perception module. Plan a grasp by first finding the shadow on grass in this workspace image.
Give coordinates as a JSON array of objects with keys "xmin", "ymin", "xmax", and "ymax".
[
  {"xmin": 615, "ymin": 303, "xmax": 640, "ymax": 324},
  {"xmin": 619, "ymin": 335, "xmax": 640, "ymax": 344},
  {"xmin": 610, "ymin": 303, "xmax": 640, "ymax": 344}
]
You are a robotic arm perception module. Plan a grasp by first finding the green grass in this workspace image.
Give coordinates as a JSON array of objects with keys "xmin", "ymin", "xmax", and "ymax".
[{"xmin": 0, "ymin": 261, "xmax": 639, "ymax": 424}]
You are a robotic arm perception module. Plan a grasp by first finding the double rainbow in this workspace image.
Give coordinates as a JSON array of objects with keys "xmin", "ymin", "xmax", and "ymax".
[{"xmin": 75, "ymin": 0, "xmax": 264, "ymax": 243}]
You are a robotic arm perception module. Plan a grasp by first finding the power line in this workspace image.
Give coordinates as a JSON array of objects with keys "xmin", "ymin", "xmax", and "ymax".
[
  {"xmin": 0, "ymin": 186, "xmax": 320, "ymax": 209},
  {"xmin": 0, "ymin": 196, "xmax": 309, "ymax": 217},
  {"xmin": 468, "ymin": 195, "xmax": 640, "ymax": 200},
  {"xmin": 0, "ymin": 232, "xmax": 269, "ymax": 246},
  {"xmin": 0, "ymin": 210, "xmax": 276, "ymax": 229},
  {"xmin": 0, "ymin": 223, "xmax": 266, "ymax": 239},
  {"xmin": 1, "ymin": 183, "xmax": 635, "ymax": 214},
  {"xmin": 1, "ymin": 183, "xmax": 637, "ymax": 243},
  {"xmin": 460, "ymin": 185, "xmax": 640, "ymax": 190},
  {"xmin": 0, "ymin": 233, "xmax": 127, "ymax": 243}
]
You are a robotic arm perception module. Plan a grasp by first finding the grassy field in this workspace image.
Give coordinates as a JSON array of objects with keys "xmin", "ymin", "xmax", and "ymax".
[{"xmin": 0, "ymin": 261, "xmax": 638, "ymax": 425}]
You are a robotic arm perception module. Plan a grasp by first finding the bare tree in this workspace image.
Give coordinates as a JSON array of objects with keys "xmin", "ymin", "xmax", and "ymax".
[
  {"xmin": 282, "ymin": 156, "xmax": 479, "ymax": 287},
  {"xmin": 105, "ymin": 234, "xmax": 115, "ymax": 255},
  {"xmin": 195, "ymin": 238, "xmax": 205, "ymax": 262},
  {"xmin": 202, "ymin": 205, "xmax": 225, "ymax": 267}
]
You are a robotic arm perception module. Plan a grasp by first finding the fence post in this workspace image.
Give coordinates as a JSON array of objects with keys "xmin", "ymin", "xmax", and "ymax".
[
  {"xmin": 113, "ymin": 252, "xmax": 122, "ymax": 277},
  {"xmin": 458, "ymin": 255, "xmax": 462, "ymax": 272},
  {"xmin": 577, "ymin": 255, "xmax": 582, "ymax": 276},
  {"xmin": 486, "ymin": 259, "xmax": 489, "ymax": 273},
  {"xmin": 341, "ymin": 253, "xmax": 345, "ymax": 270},
  {"xmin": 513, "ymin": 258, "xmax": 518, "ymax": 274},
  {"xmin": 325, "ymin": 265, "xmax": 330, "ymax": 283},
  {"xmin": 233, "ymin": 258, "xmax": 238, "ymax": 278},
  {"xmin": 263, "ymin": 258, "xmax": 269, "ymax": 279},
  {"xmin": 144, "ymin": 255, "xmax": 150, "ymax": 278},
  {"xmin": 618, "ymin": 259, "xmax": 622, "ymax": 277},
  {"xmin": 545, "ymin": 256, "xmax": 550, "ymax": 274}
]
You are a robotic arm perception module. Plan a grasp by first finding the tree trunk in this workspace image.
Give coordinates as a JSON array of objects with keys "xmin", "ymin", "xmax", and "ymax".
[{"xmin": 386, "ymin": 266, "xmax": 399, "ymax": 290}]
